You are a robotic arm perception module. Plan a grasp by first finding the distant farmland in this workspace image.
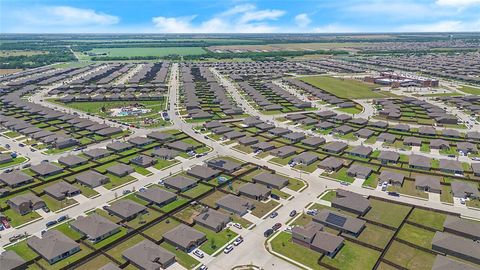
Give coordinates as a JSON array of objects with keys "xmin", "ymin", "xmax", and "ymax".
[{"xmin": 84, "ymin": 47, "xmax": 207, "ymax": 58}]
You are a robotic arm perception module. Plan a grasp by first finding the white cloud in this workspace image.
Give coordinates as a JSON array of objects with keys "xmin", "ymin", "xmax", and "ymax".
[
  {"xmin": 21, "ymin": 6, "xmax": 119, "ymax": 26},
  {"xmin": 152, "ymin": 4, "xmax": 285, "ymax": 33},
  {"xmin": 295, "ymin": 13, "xmax": 311, "ymax": 28},
  {"xmin": 436, "ymin": 0, "xmax": 480, "ymax": 6},
  {"xmin": 397, "ymin": 19, "xmax": 480, "ymax": 32}
]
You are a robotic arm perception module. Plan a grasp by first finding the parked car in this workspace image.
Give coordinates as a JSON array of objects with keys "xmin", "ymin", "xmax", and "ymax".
[
  {"xmin": 122, "ymin": 190, "xmax": 131, "ymax": 195},
  {"xmin": 264, "ymin": 229, "xmax": 274, "ymax": 237},
  {"xmin": 139, "ymin": 187, "xmax": 146, "ymax": 192},
  {"xmin": 270, "ymin": 193, "xmax": 280, "ymax": 200},
  {"xmin": 233, "ymin": 237, "xmax": 243, "ymax": 246},
  {"xmin": 158, "ymin": 180, "xmax": 165, "ymax": 186},
  {"xmin": 198, "ymin": 265, "xmax": 208, "ymax": 270},
  {"xmin": 289, "ymin": 210, "xmax": 297, "ymax": 217},
  {"xmin": 233, "ymin": 223, "xmax": 242, "ymax": 229},
  {"xmin": 46, "ymin": 220, "xmax": 57, "ymax": 227},
  {"xmin": 270, "ymin": 212, "xmax": 278, "ymax": 218},
  {"xmin": 0, "ymin": 224, "xmax": 4, "ymax": 231},
  {"xmin": 43, "ymin": 207, "xmax": 50, "ymax": 213},
  {"xmin": 18, "ymin": 143, "xmax": 25, "ymax": 147},
  {"xmin": 388, "ymin": 192, "xmax": 400, "ymax": 197},
  {"xmin": 460, "ymin": 198, "xmax": 466, "ymax": 205},
  {"xmin": 306, "ymin": 209, "xmax": 318, "ymax": 216},
  {"xmin": 224, "ymin": 245, "xmax": 234, "ymax": 254},
  {"xmin": 272, "ymin": 223, "xmax": 282, "ymax": 231},
  {"xmin": 41, "ymin": 230, "xmax": 46, "ymax": 235},
  {"xmin": 57, "ymin": 215, "xmax": 68, "ymax": 223},
  {"xmin": 193, "ymin": 250, "xmax": 204, "ymax": 258}
]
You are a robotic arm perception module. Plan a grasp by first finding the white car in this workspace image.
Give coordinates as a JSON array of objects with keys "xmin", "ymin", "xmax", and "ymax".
[
  {"xmin": 224, "ymin": 245, "xmax": 234, "ymax": 254},
  {"xmin": 193, "ymin": 250, "xmax": 204, "ymax": 258},
  {"xmin": 233, "ymin": 223, "xmax": 242, "ymax": 229},
  {"xmin": 233, "ymin": 237, "xmax": 243, "ymax": 246},
  {"xmin": 198, "ymin": 265, "xmax": 208, "ymax": 270},
  {"xmin": 460, "ymin": 198, "xmax": 466, "ymax": 205}
]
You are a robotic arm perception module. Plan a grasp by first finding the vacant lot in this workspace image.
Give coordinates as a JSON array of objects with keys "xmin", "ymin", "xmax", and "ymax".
[
  {"xmin": 459, "ymin": 85, "xmax": 480, "ymax": 95},
  {"xmin": 299, "ymin": 76, "xmax": 387, "ymax": 99},
  {"xmin": 85, "ymin": 47, "xmax": 206, "ymax": 58},
  {"xmin": 364, "ymin": 199, "xmax": 411, "ymax": 228}
]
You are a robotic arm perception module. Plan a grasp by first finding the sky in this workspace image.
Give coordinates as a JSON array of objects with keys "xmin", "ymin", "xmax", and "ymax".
[{"xmin": 1, "ymin": 0, "xmax": 480, "ymax": 33}]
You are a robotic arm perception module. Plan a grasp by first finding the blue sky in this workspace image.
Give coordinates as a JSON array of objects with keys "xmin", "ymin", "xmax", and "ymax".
[{"xmin": 1, "ymin": 0, "xmax": 479, "ymax": 33}]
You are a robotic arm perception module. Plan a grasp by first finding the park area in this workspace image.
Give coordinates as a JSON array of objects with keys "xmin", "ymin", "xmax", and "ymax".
[
  {"xmin": 80, "ymin": 47, "xmax": 206, "ymax": 59},
  {"xmin": 299, "ymin": 76, "xmax": 393, "ymax": 99}
]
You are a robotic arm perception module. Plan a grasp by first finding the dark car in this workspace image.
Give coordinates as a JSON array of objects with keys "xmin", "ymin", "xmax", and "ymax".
[
  {"xmin": 57, "ymin": 215, "xmax": 68, "ymax": 222},
  {"xmin": 388, "ymin": 192, "xmax": 400, "ymax": 197},
  {"xmin": 289, "ymin": 210, "xmax": 297, "ymax": 217},
  {"xmin": 272, "ymin": 223, "xmax": 282, "ymax": 230},
  {"xmin": 46, "ymin": 220, "xmax": 57, "ymax": 227},
  {"xmin": 264, "ymin": 229, "xmax": 274, "ymax": 237},
  {"xmin": 270, "ymin": 193, "xmax": 280, "ymax": 200}
]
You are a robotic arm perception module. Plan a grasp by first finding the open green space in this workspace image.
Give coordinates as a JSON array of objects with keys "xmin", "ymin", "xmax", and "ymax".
[
  {"xmin": 407, "ymin": 208, "xmax": 446, "ymax": 230},
  {"xmin": 195, "ymin": 225, "xmax": 237, "ymax": 255},
  {"xmin": 85, "ymin": 47, "xmax": 206, "ymax": 58},
  {"xmin": 397, "ymin": 223, "xmax": 435, "ymax": 249},
  {"xmin": 364, "ymin": 199, "xmax": 411, "ymax": 228},
  {"xmin": 384, "ymin": 241, "xmax": 436, "ymax": 270},
  {"xmin": 321, "ymin": 241, "xmax": 381, "ymax": 270},
  {"xmin": 299, "ymin": 76, "xmax": 388, "ymax": 99},
  {"xmin": 459, "ymin": 85, "xmax": 480, "ymax": 95}
]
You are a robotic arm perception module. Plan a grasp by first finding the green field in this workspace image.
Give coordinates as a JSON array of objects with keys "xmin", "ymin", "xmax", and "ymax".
[
  {"xmin": 459, "ymin": 85, "xmax": 480, "ymax": 95},
  {"xmin": 85, "ymin": 47, "xmax": 206, "ymax": 58},
  {"xmin": 299, "ymin": 76, "xmax": 388, "ymax": 99}
]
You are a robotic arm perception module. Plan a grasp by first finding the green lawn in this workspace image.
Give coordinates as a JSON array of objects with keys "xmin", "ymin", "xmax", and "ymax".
[
  {"xmin": 364, "ymin": 199, "xmax": 411, "ymax": 228},
  {"xmin": 53, "ymin": 222, "xmax": 83, "ymax": 241},
  {"xmin": 195, "ymin": 225, "xmax": 238, "ymax": 255},
  {"xmin": 158, "ymin": 197, "xmax": 189, "ymax": 213},
  {"xmin": 106, "ymin": 235, "xmax": 146, "ymax": 264},
  {"xmin": 4, "ymin": 208, "xmax": 41, "ymax": 227},
  {"xmin": 251, "ymin": 200, "xmax": 280, "ymax": 218},
  {"xmin": 384, "ymin": 241, "xmax": 436, "ymax": 270},
  {"xmin": 86, "ymin": 47, "xmax": 206, "ymax": 58},
  {"xmin": 408, "ymin": 208, "xmax": 446, "ymax": 230},
  {"xmin": 5, "ymin": 240, "xmax": 39, "ymax": 261},
  {"xmin": 41, "ymin": 195, "xmax": 77, "ymax": 212},
  {"xmin": 354, "ymin": 223, "xmax": 395, "ymax": 249},
  {"xmin": 321, "ymin": 241, "xmax": 381, "ymax": 270},
  {"xmin": 299, "ymin": 76, "xmax": 386, "ymax": 99},
  {"xmin": 93, "ymin": 227, "xmax": 128, "ymax": 249},
  {"xmin": 103, "ymin": 174, "xmax": 136, "ymax": 190},
  {"xmin": 270, "ymin": 232, "xmax": 325, "ymax": 270},
  {"xmin": 75, "ymin": 255, "xmax": 114, "ymax": 270},
  {"xmin": 320, "ymin": 190, "xmax": 336, "ymax": 202},
  {"xmin": 397, "ymin": 224, "xmax": 435, "ymax": 249},
  {"xmin": 37, "ymin": 243, "xmax": 92, "ymax": 270},
  {"xmin": 181, "ymin": 183, "xmax": 213, "ymax": 198},
  {"xmin": 459, "ymin": 85, "xmax": 480, "ymax": 95},
  {"xmin": 153, "ymin": 159, "xmax": 180, "ymax": 170},
  {"xmin": 0, "ymin": 156, "xmax": 27, "ymax": 169}
]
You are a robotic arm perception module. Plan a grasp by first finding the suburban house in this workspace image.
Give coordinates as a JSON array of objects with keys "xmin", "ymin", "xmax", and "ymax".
[
  {"xmin": 238, "ymin": 183, "xmax": 271, "ymax": 200},
  {"xmin": 415, "ymin": 175, "xmax": 441, "ymax": 193},
  {"xmin": 123, "ymin": 240, "xmax": 176, "ymax": 269},
  {"xmin": 44, "ymin": 181, "xmax": 81, "ymax": 200},
  {"xmin": 27, "ymin": 231, "xmax": 80, "ymax": 264},
  {"xmin": 292, "ymin": 222, "xmax": 344, "ymax": 258},
  {"xmin": 136, "ymin": 187, "xmax": 177, "ymax": 207},
  {"xmin": 216, "ymin": 194, "xmax": 255, "ymax": 216},
  {"xmin": 331, "ymin": 190, "xmax": 371, "ymax": 215},
  {"xmin": 163, "ymin": 224, "xmax": 206, "ymax": 252},
  {"xmin": 194, "ymin": 208, "xmax": 231, "ymax": 232},
  {"xmin": 252, "ymin": 172, "xmax": 289, "ymax": 190},
  {"xmin": 7, "ymin": 193, "xmax": 46, "ymax": 215},
  {"xmin": 313, "ymin": 209, "xmax": 366, "ymax": 236},
  {"xmin": 75, "ymin": 170, "xmax": 109, "ymax": 188},
  {"xmin": 164, "ymin": 176, "xmax": 198, "ymax": 192},
  {"xmin": 105, "ymin": 199, "xmax": 147, "ymax": 220},
  {"xmin": 71, "ymin": 214, "xmax": 121, "ymax": 243}
]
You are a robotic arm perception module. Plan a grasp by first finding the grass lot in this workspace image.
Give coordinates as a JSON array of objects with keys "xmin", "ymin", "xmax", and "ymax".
[
  {"xmin": 321, "ymin": 241, "xmax": 380, "ymax": 270},
  {"xmin": 326, "ymin": 167, "xmax": 354, "ymax": 183},
  {"xmin": 4, "ymin": 208, "xmax": 41, "ymax": 227},
  {"xmin": 93, "ymin": 227, "xmax": 129, "ymax": 249},
  {"xmin": 384, "ymin": 241, "xmax": 436, "ymax": 270},
  {"xmin": 270, "ymin": 232, "xmax": 325, "ymax": 270},
  {"xmin": 160, "ymin": 242, "xmax": 199, "ymax": 269},
  {"xmin": 299, "ymin": 76, "xmax": 387, "ymax": 99},
  {"xmin": 103, "ymin": 174, "xmax": 136, "ymax": 190},
  {"xmin": 174, "ymin": 205, "xmax": 204, "ymax": 224},
  {"xmin": 354, "ymin": 223, "xmax": 395, "ymax": 249},
  {"xmin": 0, "ymin": 156, "xmax": 27, "ymax": 169},
  {"xmin": 407, "ymin": 208, "xmax": 446, "ymax": 230},
  {"xmin": 143, "ymin": 218, "xmax": 180, "ymax": 241},
  {"xmin": 126, "ymin": 210, "xmax": 161, "ymax": 229},
  {"xmin": 320, "ymin": 190, "xmax": 336, "ymax": 202},
  {"xmin": 200, "ymin": 191, "xmax": 228, "ymax": 208},
  {"xmin": 75, "ymin": 255, "xmax": 114, "ymax": 270},
  {"xmin": 250, "ymin": 199, "xmax": 280, "ymax": 218},
  {"xmin": 72, "ymin": 183, "xmax": 99, "ymax": 198},
  {"xmin": 158, "ymin": 197, "xmax": 189, "ymax": 213},
  {"xmin": 459, "ymin": 85, "xmax": 480, "ymax": 95},
  {"xmin": 181, "ymin": 183, "xmax": 213, "ymax": 198},
  {"xmin": 195, "ymin": 225, "xmax": 237, "ymax": 255},
  {"xmin": 53, "ymin": 222, "xmax": 83, "ymax": 241},
  {"xmin": 387, "ymin": 180, "xmax": 428, "ymax": 199},
  {"xmin": 5, "ymin": 240, "xmax": 39, "ymax": 261},
  {"xmin": 41, "ymin": 195, "xmax": 77, "ymax": 212},
  {"xmin": 85, "ymin": 47, "xmax": 206, "ymax": 58},
  {"xmin": 364, "ymin": 199, "xmax": 411, "ymax": 228},
  {"xmin": 397, "ymin": 223, "xmax": 435, "ymax": 249},
  {"xmin": 153, "ymin": 159, "xmax": 180, "ymax": 170}
]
